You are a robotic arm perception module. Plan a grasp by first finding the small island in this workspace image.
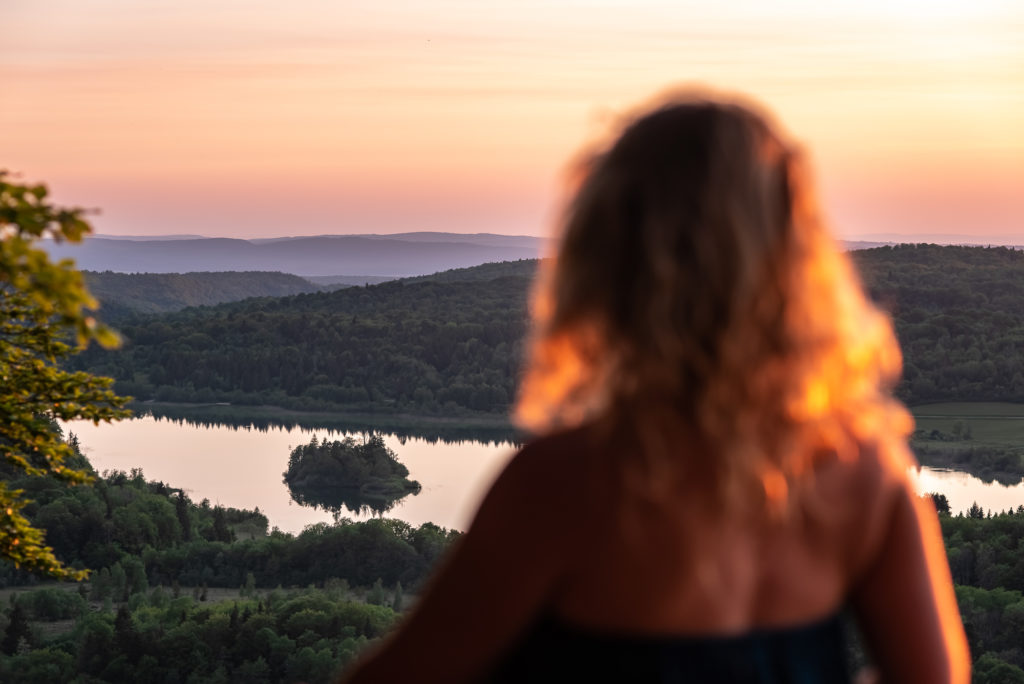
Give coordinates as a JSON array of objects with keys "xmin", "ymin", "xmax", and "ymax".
[{"xmin": 283, "ymin": 434, "xmax": 421, "ymax": 515}]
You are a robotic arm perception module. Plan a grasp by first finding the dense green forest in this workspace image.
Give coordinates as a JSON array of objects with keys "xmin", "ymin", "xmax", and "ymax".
[
  {"xmin": 853, "ymin": 245, "xmax": 1024, "ymax": 405},
  {"xmin": 83, "ymin": 271, "xmax": 324, "ymax": 320},
  {"xmin": 283, "ymin": 435, "xmax": 421, "ymax": 515},
  {"xmin": 0, "ymin": 584, "xmax": 399, "ymax": 683},
  {"xmin": 71, "ymin": 273, "xmax": 530, "ymax": 414},
  {"xmin": 939, "ymin": 507, "xmax": 1024, "ymax": 681},
  {"xmin": 70, "ymin": 246, "xmax": 1024, "ymax": 417}
]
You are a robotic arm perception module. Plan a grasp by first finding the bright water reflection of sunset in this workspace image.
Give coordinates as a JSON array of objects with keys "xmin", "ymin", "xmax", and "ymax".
[
  {"xmin": 2, "ymin": 1, "xmax": 1022, "ymax": 239},
  {"xmin": 63, "ymin": 417, "xmax": 516, "ymax": 534}
]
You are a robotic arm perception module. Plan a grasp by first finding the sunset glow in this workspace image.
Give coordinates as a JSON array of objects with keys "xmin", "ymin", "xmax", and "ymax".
[{"xmin": 2, "ymin": 1, "xmax": 1021, "ymax": 239}]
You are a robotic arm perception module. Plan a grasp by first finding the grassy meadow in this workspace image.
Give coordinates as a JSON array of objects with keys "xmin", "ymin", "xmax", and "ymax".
[
  {"xmin": 910, "ymin": 402, "xmax": 1024, "ymax": 483},
  {"xmin": 911, "ymin": 402, "xmax": 1024, "ymax": 445}
]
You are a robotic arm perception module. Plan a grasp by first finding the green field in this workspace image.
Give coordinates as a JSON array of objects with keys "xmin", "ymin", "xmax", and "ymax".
[
  {"xmin": 911, "ymin": 402, "xmax": 1024, "ymax": 445},
  {"xmin": 909, "ymin": 402, "xmax": 1024, "ymax": 483}
]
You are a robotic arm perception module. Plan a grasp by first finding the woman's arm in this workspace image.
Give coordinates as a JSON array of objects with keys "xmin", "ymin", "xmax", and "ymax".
[
  {"xmin": 851, "ymin": 468, "xmax": 970, "ymax": 684},
  {"xmin": 340, "ymin": 438, "xmax": 581, "ymax": 683}
]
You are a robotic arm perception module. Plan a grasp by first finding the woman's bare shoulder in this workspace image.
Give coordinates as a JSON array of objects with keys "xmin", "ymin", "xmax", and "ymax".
[
  {"xmin": 845, "ymin": 439, "xmax": 970, "ymax": 682},
  {"xmin": 824, "ymin": 438, "xmax": 920, "ymax": 586},
  {"xmin": 485, "ymin": 423, "xmax": 614, "ymax": 525},
  {"xmin": 505, "ymin": 423, "xmax": 607, "ymax": 482}
]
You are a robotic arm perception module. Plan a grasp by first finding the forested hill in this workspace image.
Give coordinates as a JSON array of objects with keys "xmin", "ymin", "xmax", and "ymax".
[
  {"xmin": 85, "ymin": 271, "xmax": 323, "ymax": 319},
  {"xmin": 84, "ymin": 261, "xmax": 540, "ymax": 321},
  {"xmin": 853, "ymin": 244, "xmax": 1024, "ymax": 404},
  {"xmin": 72, "ymin": 273, "xmax": 530, "ymax": 414},
  {"xmin": 72, "ymin": 245, "xmax": 1024, "ymax": 414}
]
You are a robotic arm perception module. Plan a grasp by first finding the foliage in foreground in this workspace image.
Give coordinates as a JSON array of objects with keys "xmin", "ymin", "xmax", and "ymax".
[{"xmin": 0, "ymin": 171, "xmax": 129, "ymax": 579}]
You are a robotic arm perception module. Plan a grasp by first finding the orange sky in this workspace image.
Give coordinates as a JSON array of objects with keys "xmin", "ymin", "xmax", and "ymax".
[{"xmin": 2, "ymin": 1, "xmax": 1022, "ymax": 240}]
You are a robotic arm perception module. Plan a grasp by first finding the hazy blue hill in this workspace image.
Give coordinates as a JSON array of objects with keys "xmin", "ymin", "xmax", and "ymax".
[
  {"xmin": 840, "ymin": 239, "xmax": 894, "ymax": 250},
  {"xmin": 92, "ymin": 233, "xmax": 207, "ymax": 240},
  {"xmin": 363, "ymin": 232, "xmax": 546, "ymax": 249},
  {"xmin": 46, "ymin": 233, "xmax": 542, "ymax": 276},
  {"xmin": 84, "ymin": 270, "xmax": 323, "ymax": 319},
  {"xmin": 305, "ymin": 275, "xmax": 397, "ymax": 287},
  {"xmin": 253, "ymin": 231, "xmax": 545, "ymax": 249}
]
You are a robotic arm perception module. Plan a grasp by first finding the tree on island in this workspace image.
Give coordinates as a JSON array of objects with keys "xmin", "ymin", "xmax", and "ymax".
[
  {"xmin": 283, "ymin": 434, "xmax": 420, "ymax": 515},
  {"xmin": 0, "ymin": 170, "xmax": 129, "ymax": 579}
]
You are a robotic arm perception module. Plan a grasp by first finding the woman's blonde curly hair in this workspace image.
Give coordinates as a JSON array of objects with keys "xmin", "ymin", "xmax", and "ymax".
[{"xmin": 515, "ymin": 91, "xmax": 913, "ymax": 512}]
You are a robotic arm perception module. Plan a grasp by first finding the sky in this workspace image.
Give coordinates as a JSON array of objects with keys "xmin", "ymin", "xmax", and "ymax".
[{"xmin": 2, "ymin": 1, "xmax": 1022, "ymax": 240}]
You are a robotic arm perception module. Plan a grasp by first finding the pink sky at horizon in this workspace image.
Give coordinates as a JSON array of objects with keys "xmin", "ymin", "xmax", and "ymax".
[{"xmin": 2, "ymin": 1, "xmax": 1022, "ymax": 240}]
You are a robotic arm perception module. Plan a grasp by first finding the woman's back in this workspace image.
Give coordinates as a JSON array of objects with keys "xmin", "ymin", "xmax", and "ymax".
[
  {"xmin": 480, "ymin": 423, "xmax": 862, "ymax": 682},
  {"xmin": 536, "ymin": 424, "xmax": 887, "ymax": 636},
  {"xmin": 340, "ymin": 92, "xmax": 969, "ymax": 683},
  {"xmin": 473, "ymin": 424, "xmax": 871, "ymax": 634},
  {"xmin": 343, "ymin": 419, "xmax": 960, "ymax": 683}
]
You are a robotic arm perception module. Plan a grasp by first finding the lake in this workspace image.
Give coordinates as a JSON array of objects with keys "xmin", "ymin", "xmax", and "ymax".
[
  {"xmin": 64, "ymin": 415, "xmax": 516, "ymax": 533},
  {"xmin": 62, "ymin": 415, "xmax": 1024, "ymax": 533}
]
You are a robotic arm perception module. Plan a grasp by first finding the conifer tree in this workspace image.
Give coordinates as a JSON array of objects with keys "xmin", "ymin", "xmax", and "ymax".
[
  {"xmin": 367, "ymin": 577, "xmax": 386, "ymax": 605},
  {"xmin": 175, "ymin": 491, "xmax": 192, "ymax": 541},
  {"xmin": 391, "ymin": 581, "xmax": 403, "ymax": 612},
  {"xmin": 212, "ymin": 506, "xmax": 234, "ymax": 543},
  {"xmin": 1, "ymin": 602, "xmax": 31, "ymax": 655}
]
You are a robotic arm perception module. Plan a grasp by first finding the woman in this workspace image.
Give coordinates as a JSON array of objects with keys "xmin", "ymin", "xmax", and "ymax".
[{"xmin": 342, "ymin": 91, "xmax": 969, "ymax": 682}]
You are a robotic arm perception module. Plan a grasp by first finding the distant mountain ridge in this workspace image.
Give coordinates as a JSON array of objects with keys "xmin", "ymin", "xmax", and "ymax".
[
  {"xmin": 47, "ymin": 232, "xmax": 544, "ymax": 276},
  {"xmin": 60, "ymin": 231, "xmax": 1001, "ymax": 278}
]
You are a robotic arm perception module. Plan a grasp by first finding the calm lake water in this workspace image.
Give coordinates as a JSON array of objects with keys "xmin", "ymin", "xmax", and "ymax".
[
  {"xmin": 64, "ymin": 416, "xmax": 516, "ymax": 533},
  {"xmin": 62, "ymin": 416, "xmax": 1024, "ymax": 533}
]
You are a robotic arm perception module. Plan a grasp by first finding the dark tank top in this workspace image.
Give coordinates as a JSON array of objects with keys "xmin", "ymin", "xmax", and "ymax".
[{"xmin": 482, "ymin": 612, "xmax": 850, "ymax": 683}]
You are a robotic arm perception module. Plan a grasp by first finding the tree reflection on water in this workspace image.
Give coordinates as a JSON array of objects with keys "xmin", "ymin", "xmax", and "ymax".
[{"xmin": 286, "ymin": 481, "xmax": 421, "ymax": 518}]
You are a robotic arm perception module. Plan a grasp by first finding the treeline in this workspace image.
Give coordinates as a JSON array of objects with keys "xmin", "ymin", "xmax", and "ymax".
[
  {"xmin": 70, "ymin": 246, "xmax": 1024, "ymax": 415},
  {"xmin": 136, "ymin": 405, "xmax": 520, "ymax": 445},
  {"xmin": 399, "ymin": 258, "xmax": 537, "ymax": 284},
  {"xmin": 84, "ymin": 270, "xmax": 323, "ymax": 320},
  {"xmin": 913, "ymin": 442, "xmax": 1024, "ymax": 484}
]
